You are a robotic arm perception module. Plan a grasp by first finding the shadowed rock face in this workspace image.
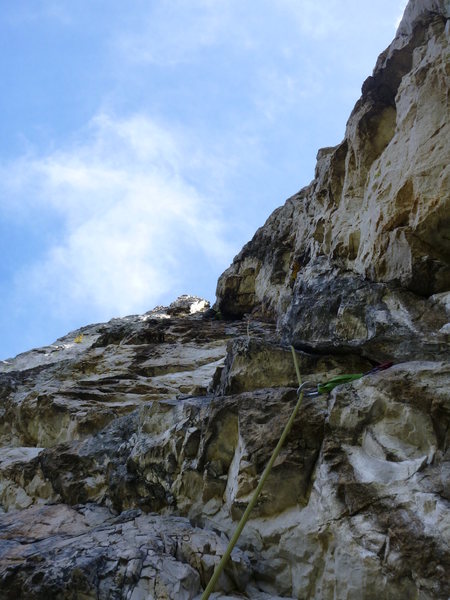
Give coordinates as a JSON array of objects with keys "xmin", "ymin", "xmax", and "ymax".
[
  {"xmin": 0, "ymin": 504, "xmax": 252, "ymax": 600},
  {"xmin": 1, "ymin": 2, "xmax": 450, "ymax": 599}
]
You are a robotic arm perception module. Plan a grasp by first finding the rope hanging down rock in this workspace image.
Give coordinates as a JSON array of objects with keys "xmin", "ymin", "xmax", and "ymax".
[
  {"xmin": 201, "ymin": 350, "xmax": 393, "ymax": 598},
  {"xmin": 201, "ymin": 345, "xmax": 305, "ymax": 599}
]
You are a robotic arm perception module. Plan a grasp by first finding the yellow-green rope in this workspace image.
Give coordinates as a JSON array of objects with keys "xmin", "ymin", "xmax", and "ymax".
[{"xmin": 201, "ymin": 345, "xmax": 304, "ymax": 599}]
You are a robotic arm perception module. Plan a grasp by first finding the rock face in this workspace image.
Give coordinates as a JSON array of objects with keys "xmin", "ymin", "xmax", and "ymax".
[
  {"xmin": 0, "ymin": 504, "xmax": 253, "ymax": 600},
  {"xmin": 216, "ymin": 0, "xmax": 450, "ymax": 358},
  {"xmin": 1, "ymin": 2, "xmax": 449, "ymax": 599}
]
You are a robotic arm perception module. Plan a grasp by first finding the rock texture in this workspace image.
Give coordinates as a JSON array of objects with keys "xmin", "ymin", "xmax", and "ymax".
[
  {"xmin": 0, "ymin": 503, "xmax": 253, "ymax": 600},
  {"xmin": 1, "ymin": 1, "xmax": 450, "ymax": 598},
  {"xmin": 216, "ymin": 0, "xmax": 450, "ymax": 359}
]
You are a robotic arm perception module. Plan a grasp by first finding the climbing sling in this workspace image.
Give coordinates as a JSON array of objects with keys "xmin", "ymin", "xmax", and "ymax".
[{"xmin": 303, "ymin": 362, "xmax": 393, "ymax": 396}]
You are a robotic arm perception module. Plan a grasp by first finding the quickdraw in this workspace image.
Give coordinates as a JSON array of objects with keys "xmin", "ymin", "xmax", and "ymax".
[{"xmin": 299, "ymin": 361, "xmax": 393, "ymax": 397}]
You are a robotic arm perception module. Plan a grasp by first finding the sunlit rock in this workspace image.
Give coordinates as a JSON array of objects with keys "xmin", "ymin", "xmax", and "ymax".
[{"xmin": 1, "ymin": 1, "xmax": 449, "ymax": 598}]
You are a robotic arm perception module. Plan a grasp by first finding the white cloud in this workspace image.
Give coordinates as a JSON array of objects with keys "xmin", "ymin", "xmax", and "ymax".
[
  {"xmin": 254, "ymin": 61, "xmax": 325, "ymax": 122},
  {"xmin": 5, "ymin": 1, "xmax": 72, "ymax": 25},
  {"xmin": 2, "ymin": 113, "xmax": 233, "ymax": 318},
  {"xmin": 278, "ymin": 0, "xmax": 344, "ymax": 39},
  {"xmin": 116, "ymin": 0, "xmax": 349, "ymax": 68},
  {"xmin": 116, "ymin": 0, "xmax": 237, "ymax": 66},
  {"xmin": 117, "ymin": 0, "xmax": 303, "ymax": 68}
]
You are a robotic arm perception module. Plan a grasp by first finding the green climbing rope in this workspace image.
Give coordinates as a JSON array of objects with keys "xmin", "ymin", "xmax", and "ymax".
[{"xmin": 201, "ymin": 345, "xmax": 304, "ymax": 599}]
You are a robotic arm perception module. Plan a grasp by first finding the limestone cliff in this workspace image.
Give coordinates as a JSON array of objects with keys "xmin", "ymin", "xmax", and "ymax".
[
  {"xmin": 0, "ymin": 1, "xmax": 449, "ymax": 599},
  {"xmin": 216, "ymin": 0, "xmax": 450, "ymax": 362}
]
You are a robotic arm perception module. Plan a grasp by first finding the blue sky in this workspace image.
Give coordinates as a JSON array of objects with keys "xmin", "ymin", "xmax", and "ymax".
[{"xmin": 0, "ymin": 0, "xmax": 408, "ymax": 360}]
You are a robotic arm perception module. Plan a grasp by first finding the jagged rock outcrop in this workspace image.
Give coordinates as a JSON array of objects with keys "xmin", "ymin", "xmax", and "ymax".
[
  {"xmin": 216, "ymin": 0, "xmax": 450, "ymax": 360},
  {"xmin": 1, "ymin": 1, "xmax": 449, "ymax": 598}
]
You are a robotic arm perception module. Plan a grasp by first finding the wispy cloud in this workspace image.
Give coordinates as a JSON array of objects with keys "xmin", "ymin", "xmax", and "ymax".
[
  {"xmin": 254, "ymin": 61, "xmax": 324, "ymax": 122},
  {"xmin": 1, "ymin": 113, "xmax": 233, "ymax": 318},
  {"xmin": 4, "ymin": 1, "xmax": 72, "ymax": 25},
  {"xmin": 116, "ymin": 0, "xmax": 245, "ymax": 66},
  {"xmin": 279, "ymin": 0, "xmax": 344, "ymax": 39},
  {"xmin": 115, "ymin": 0, "xmax": 345, "ymax": 68}
]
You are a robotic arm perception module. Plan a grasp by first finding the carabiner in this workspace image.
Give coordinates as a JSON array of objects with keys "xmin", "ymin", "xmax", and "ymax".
[{"xmin": 297, "ymin": 381, "xmax": 320, "ymax": 398}]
